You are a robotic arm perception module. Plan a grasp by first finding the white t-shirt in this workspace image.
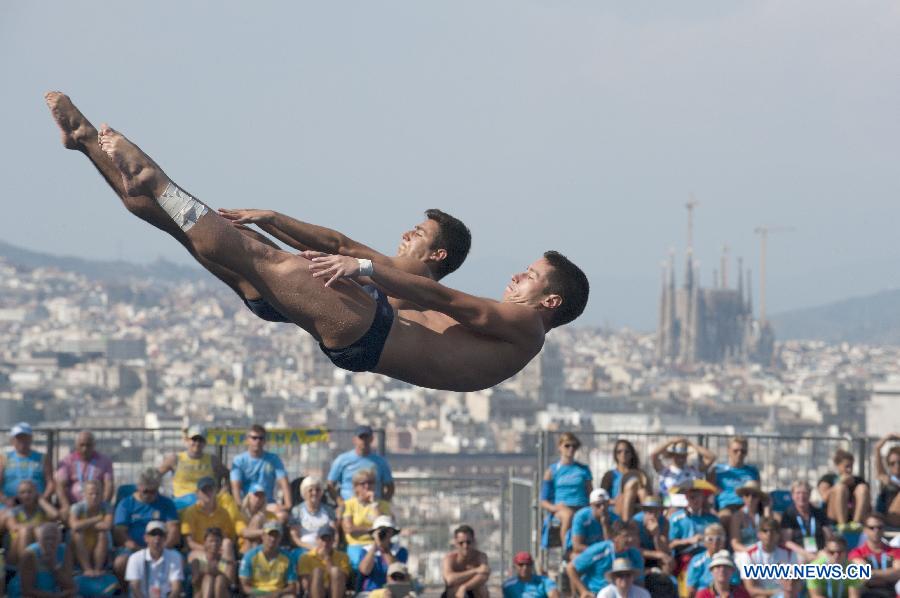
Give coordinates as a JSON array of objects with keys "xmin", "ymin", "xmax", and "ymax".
[
  {"xmin": 734, "ymin": 543, "xmax": 796, "ymax": 591},
  {"xmin": 125, "ymin": 548, "xmax": 184, "ymax": 595},
  {"xmin": 290, "ymin": 502, "xmax": 336, "ymax": 546},
  {"xmin": 597, "ymin": 584, "xmax": 652, "ymax": 598}
]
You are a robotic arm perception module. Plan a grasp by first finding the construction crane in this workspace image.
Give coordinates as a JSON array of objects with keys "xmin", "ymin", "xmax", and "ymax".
[{"xmin": 753, "ymin": 225, "xmax": 795, "ymax": 324}]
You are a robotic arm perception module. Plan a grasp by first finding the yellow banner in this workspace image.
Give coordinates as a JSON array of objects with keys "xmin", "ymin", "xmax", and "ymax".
[{"xmin": 206, "ymin": 428, "xmax": 330, "ymax": 446}]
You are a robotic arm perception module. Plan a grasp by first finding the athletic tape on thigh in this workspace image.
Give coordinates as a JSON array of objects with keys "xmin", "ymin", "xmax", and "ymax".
[{"xmin": 157, "ymin": 182, "xmax": 209, "ymax": 232}]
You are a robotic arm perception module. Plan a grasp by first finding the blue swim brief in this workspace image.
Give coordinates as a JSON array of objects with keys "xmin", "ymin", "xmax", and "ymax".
[{"xmin": 318, "ymin": 285, "xmax": 394, "ymax": 372}]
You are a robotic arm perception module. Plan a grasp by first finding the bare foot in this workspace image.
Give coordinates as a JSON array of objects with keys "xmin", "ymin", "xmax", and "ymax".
[
  {"xmin": 44, "ymin": 91, "xmax": 97, "ymax": 150},
  {"xmin": 98, "ymin": 124, "xmax": 170, "ymax": 198}
]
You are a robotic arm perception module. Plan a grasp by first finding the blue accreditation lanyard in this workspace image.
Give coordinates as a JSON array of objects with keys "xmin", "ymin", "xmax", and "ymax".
[
  {"xmin": 796, "ymin": 514, "xmax": 815, "ymax": 538},
  {"xmin": 868, "ymin": 552, "xmax": 889, "ymax": 570}
]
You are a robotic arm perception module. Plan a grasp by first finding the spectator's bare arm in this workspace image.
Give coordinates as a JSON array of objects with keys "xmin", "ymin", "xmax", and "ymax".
[{"xmin": 164, "ymin": 520, "xmax": 180, "ymax": 549}]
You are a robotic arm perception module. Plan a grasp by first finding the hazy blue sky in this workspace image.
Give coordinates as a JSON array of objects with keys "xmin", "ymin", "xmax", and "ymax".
[{"xmin": 2, "ymin": 2, "xmax": 899, "ymax": 329}]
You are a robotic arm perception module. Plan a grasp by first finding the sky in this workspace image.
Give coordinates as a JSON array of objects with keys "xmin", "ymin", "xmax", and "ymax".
[{"xmin": 2, "ymin": 1, "xmax": 899, "ymax": 329}]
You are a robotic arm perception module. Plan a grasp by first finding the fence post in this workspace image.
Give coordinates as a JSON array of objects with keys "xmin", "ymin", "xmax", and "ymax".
[
  {"xmin": 536, "ymin": 430, "xmax": 546, "ymax": 570},
  {"xmin": 501, "ymin": 475, "xmax": 508, "ymax": 580},
  {"xmin": 376, "ymin": 428, "xmax": 387, "ymax": 456},
  {"xmin": 855, "ymin": 435, "xmax": 868, "ymax": 483}
]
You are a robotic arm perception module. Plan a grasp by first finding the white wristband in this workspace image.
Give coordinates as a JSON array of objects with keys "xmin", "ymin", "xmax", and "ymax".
[{"xmin": 357, "ymin": 258, "xmax": 374, "ymax": 277}]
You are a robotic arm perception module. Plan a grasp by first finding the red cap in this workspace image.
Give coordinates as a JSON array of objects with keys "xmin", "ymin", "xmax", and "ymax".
[{"xmin": 513, "ymin": 551, "xmax": 534, "ymax": 565}]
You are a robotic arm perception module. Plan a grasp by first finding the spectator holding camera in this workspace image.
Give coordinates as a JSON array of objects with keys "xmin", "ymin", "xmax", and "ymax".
[{"xmin": 359, "ymin": 515, "xmax": 409, "ymax": 592}]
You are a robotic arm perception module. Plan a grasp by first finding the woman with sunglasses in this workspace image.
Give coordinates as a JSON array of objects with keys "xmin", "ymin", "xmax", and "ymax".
[
  {"xmin": 873, "ymin": 433, "xmax": 900, "ymax": 527},
  {"xmin": 541, "ymin": 432, "xmax": 592, "ymax": 547},
  {"xmin": 600, "ymin": 439, "xmax": 648, "ymax": 521},
  {"xmin": 158, "ymin": 424, "xmax": 229, "ymax": 512},
  {"xmin": 729, "ymin": 480, "xmax": 770, "ymax": 554},
  {"xmin": 344, "ymin": 469, "xmax": 393, "ymax": 571}
]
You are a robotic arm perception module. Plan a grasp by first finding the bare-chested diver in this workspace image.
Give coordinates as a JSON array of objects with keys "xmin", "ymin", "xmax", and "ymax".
[
  {"xmin": 44, "ymin": 92, "xmax": 471, "ymax": 323},
  {"xmin": 50, "ymin": 99, "xmax": 589, "ymax": 392}
]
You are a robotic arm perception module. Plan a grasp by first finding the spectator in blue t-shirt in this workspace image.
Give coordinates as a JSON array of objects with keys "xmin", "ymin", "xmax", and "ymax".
[
  {"xmin": 112, "ymin": 468, "xmax": 179, "ymax": 581},
  {"xmin": 686, "ymin": 524, "xmax": 739, "ymax": 595},
  {"xmin": 631, "ymin": 496, "xmax": 672, "ymax": 570},
  {"xmin": 328, "ymin": 425, "xmax": 394, "ymax": 506},
  {"xmin": 669, "ymin": 483, "xmax": 720, "ymax": 561},
  {"xmin": 229, "ymin": 424, "xmax": 291, "ymax": 521},
  {"xmin": 709, "ymin": 437, "xmax": 759, "ymax": 524},
  {"xmin": 0, "ymin": 422, "xmax": 54, "ymax": 507},
  {"xmin": 541, "ymin": 432, "xmax": 593, "ymax": 549},
  {"xmin": 358, "ymin": 515, "xmax": 408, "ymax": 592},
  {"xmin": 567, "ymin": 522, "xmax": 643, "ymax": 596},
  {"xmin": 569, "ymin": 488, "xmax": 620, "ymax": 554},
  {"xmin": 503, "ymin": 551, "xmax": 559, "ymax": 598}
]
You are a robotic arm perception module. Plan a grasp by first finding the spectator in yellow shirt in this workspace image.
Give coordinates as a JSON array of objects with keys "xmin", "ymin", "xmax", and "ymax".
[
  {"xmin": 298, "ymin": 526, "xmax": 351, "ymax": 598},
  {"xmin": 342, "ymin": 469, "xmax": 391, "ymax": 569},
  {"xmin": 180, "ymin": 476, "xmax": 236, "ymax": 564}
]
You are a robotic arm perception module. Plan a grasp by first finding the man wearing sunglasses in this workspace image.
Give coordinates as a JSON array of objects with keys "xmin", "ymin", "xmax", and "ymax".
[
  {"xmin": 733, "ymin": 517, "xmax": 797, "ymax": 597},
  {"xmin": 848, "ymin": 513, "xmax": 900, "ymax": 597},
  {"xmin": 807, "ymin": 537, "xmax": 863, "ymax": 598},
  {"xmin": 159, "ymin": 424, "xmax": 229, "ymax": 511},
  {"xmin": 328, "ymin": 425, "xmax": 394, "ymax": 508},
  {"xmin": 230, "ymin": 424, "xmax": 292, "ymax": 521},
  {"xmin": 442, "ymin": 525, "xmax": 490, "ymax": 598},
  {"xmin": 502, "ymin": 551, "xmax": 559, "ymax": 598}
]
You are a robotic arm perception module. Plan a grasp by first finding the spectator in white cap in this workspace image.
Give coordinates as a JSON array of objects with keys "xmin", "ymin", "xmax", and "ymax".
[
  {"xmin": 124, "ymin": 520, "xmax": 184, "ymax": 597},
  {"xmin": 158, "ymin": 423, "xmax": 228, "ymax": 511},
  {"xmin": 369, "ymin": 562, "xmax": 416, "ymax": 598},
  {"xmin": 55, "ymin": 430, "xmax": 114, "ymax": 520},
  {"xmin": 695, "ymin": 552, "xmax": 749, "ymax": 598},
  {"xmin": 0, "ymin": 422, "xmax": 54, "ymax": 508},
  {"xmin": 596, "ymin": 557, "xmax": 650, "ymax": 598},
  {"xmin": 570, "ymin": 488, "xmax": 621, "ymax": 555},
  {"xmin": 359, "ymin": 515, "xmax": 409, "ymax": 592},
  {"xmin": 290, "ymin": 475, "xmax": 337, "ymax": 551},
  {"xmin": 650, "ymin": 438, "xmax": 716, "ymax": 496}
]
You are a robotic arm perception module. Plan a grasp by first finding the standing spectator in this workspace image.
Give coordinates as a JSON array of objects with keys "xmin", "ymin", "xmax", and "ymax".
[
  {"xmin": 734, "ymin": 517, "xmax": 797, "ymax": 597},
  {"xmin": 7, "ymin": 522, "xmax": 76, "ymax": 597},
  {"xmin": 442, "ymin": 524, "xmax": 491, "ymax": 598},
  {"xmin": 55, "ymin": 430, "xmax": 114, "ymax": 519},
  {"xmin": 239, "ymin": 483, "xmax": 276, "ymax": 553},
  {"xmin": 686, "ymin": 524, "xmax": 739, "ymax": 596},
  {"xmin": 290, "ymin": 476, "xmax": 337, "ymax": 551},
  {"xmin": 188, "ymin": 527, "xmax": 237, "ymax": 598},
  {"xmin": 807, "ymin": 537, "xmax": 862, "ymax": 598},
  {"xmin": 709, "ymin": 437, "xmax": 759, "ymax": 529},
  {"xmin": 729, "ymin": 481, "xmax": 769, "ymax": 554},
  {"xmin": 695, "ymin": 552, "xmax": 750, "ymax": 598},
  {"xmin": 848, "ymin": 513, "xmax": 900, "ymax": 597},
  {"xmin": 4, "ymin": 479, "xmax": 59, "ymax": 566},
  {"xmin": 359, "ymin": 515, "xmax": 409, "ymax": 592},
  {"xmin": 0, "ymin": 422, "xmax": 54, "ymax": 506},
  {"xmin": 124, "ymin": 521, "xmax": 184, "ymax": 597},
  {"xmin": 631, "ymin": 496, "xmax": 671, "ymax": 570},
  {"xmin": 650, "ymin": 438, "xmax": 716, "ymax": 496},
  {"xmin": 503, "ymin": 551, "xmax": 559, "ymax": 598},
  {"xmin": 297, "ymin": 525, "xmax": 351, "ymax": 598},
  {"xmin": 601, "ymin": 439, "xmax": 648, "ymax": 521},
  {"xmin": 597, "ymin": 557, "xmax": 651, "ymax": 598},
  {"xmin": 567, "ymin": 522, "xmax": 644, "ymax": 598},
  {"xmin": 113, "ymin": 468, "xmax": 179, "ymax": 581},
  {"xmin": 872, "ymin": 434, "xmax": 900, "ymax": 527},
  {"xmin": 780, "ymin": 480, "xmax": 829, "ymax": 562},
  {"xmin": 822, "ymin": 449, "xmax": 871, "ymax": 529},
  {"xmin": 328, "ymin": 425, "xmax": 394, "ymax": 507},
  {"xmin": 180, "ymin": 476, "xmax": 237, "ymax": 564},
  {"xmin": 158, "ymin": 424, "xmax": 228, "ymax": 511},
  {"xmin": 69, "ymin": 479, "xmax": 113, "ymax": 577},
  {"xmin": 343, "ymin": 469, "xmax": 393, "ymax": 569},
  {"xmin": 239, "ymin": 521, "xmax": 297, "ymax": 596},
  {"xmin": 669, "ymin": 481, "xmax": 720, "ymax": 562},
  {"xmin": 230, "ymin": 424, "xmax": 292, "ymax": 519},
  {"xmin": 541, "ymin": 432, "xmax": 592, "ymax": 549},
  {"xmin": 570, "ymin": 488, "xmax": 620, "ymax": 555}
]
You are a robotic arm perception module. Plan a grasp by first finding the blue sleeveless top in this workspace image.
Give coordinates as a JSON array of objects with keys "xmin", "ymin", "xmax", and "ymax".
[
  {"xmin": 550, "ymin": 461, "xmax": 592, "ymax": 507},
  {"xmin": 7, "ymin": 542, "xmax": 66, "ymax": 596},
  {"xmin": 2, "ymin": 450, "xmax": 45, "ymax": 498}
]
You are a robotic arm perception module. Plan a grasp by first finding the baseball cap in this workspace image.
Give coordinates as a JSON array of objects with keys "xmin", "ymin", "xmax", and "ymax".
[
  {"xmin": 10, "ymin": 422, "xmax": 32, "ymax": 437},
  {"xmin": 387, "ymin": 562, "xmax": 409, "ymax": 578},
  {"xmin": 248, "ymin": 482, "xmax": 266, "ymax": 495},
  {"xmin": 263, "ymin": 520, "xmax": 282, "ymax": 534},
  {"xmin": 513, "ymin": 551, "xmax": 534, "ymax": 565},
  {"xmin": 317, "ymin": 525, "xmax": 336, "ymax": 539},
  {"xmin": 355, "ymin": 425, "xmax": 374, "ymax": 437},
  {"xmin": 145, "ymin": 521, "xmax": 166, "ymax": 535},
  {"xmin": 667, "ymin": 441, "xmax": 689, "ymax": 455},
  {"xmin": 186, "ymin": 424, "xmax": 207, "ymax": 439},
  {"xmin": 590, "ymin": 488, "xmax": 610, "ymax": 504},
  {"xmin": 709, "ymin": 550, "xmax": 735, "ymax": 569},
  {"xmin": 196, "ymin": 476, "xmax": 216, "ymax": 491}
]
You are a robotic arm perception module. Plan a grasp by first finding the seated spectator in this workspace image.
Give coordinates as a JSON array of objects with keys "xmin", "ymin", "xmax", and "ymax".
[
  {"xmin": 821, "ymin": 448, "xmax": 871, "ymax": 529},
  {"xmin": 597, "ymin": 557, "xmax": 651, "ymax": 598},
  {"xmin": 69, "ymin": 478, "xmax": 113, "ymax": 576},
  {"xmin": 650, "ymin": 438, "xmax": 715, "ymax": 496},
  {"xmin": 541, "ymin": 432, "xmax": 593, "ymax": 546},
  {"xmin": 180, "ymin": 476, "xmax": 237, "ymax": 564},
  {"xmin": 734, "ymin": 517, "xmax": 797, "ymax": 597},
  {"xmin": 631, "ymin": 496, "xmax": 671, "ymax": 571},
  {"xmin": 567, "ymin": 522, "xmax": 643, "ymax": 598},
  {"xmin": 188, "ymin": 527, "xmax": 237, "ymax": 598},
  {"xmin": 370, "ymin": 562, "xmax": 417, "ymax": 598},
  {"xmin": 328, "ymin": 424, "xmax": 394, "ymax": 509},
  {"xmin": 359, "ymin": 515, "xmax": 409, "ymax": 592},
  {"xmin": 290, "ymin": 476, "xmax": 337, "ymax": 551},
  {"xmin": 570, "ymin": 488, "xmax": 620, "ymax": 555},
  {"xmin": 729, "ymin": 480, "xmax": 769, "ymax": 554},
  {"xmin": 502, "ymin": 551, "xmax": 559, "ymax": 598},
  {"xmin": 687, "ymin": 524, "xmax": 739, "ymax": 596},
  {"xmin": 695, "ymin": 552, "xmax": 750, "ymax": 598},
  {"xmin": 441, "ymin": 524, "xmax": 491, "ymax": 598},
  {"xmin": 297, "ymin": 525, "xmax": 351, "ymax": 598},
  {"xmin": 158, "ymin": 424, "xmax": 228, "ymax": 511},
  {"xmin": 7, "ymin": 522, "xmax": 75, "ymax": 597},
  {"xmin": 780, "ymin": 480, "xmax": 829, "ymax": 562},
  {"xmin": 239, "ymin": 482, "xmax": 276, "ymax": 553},
  {"xmin": 872, "ymin": 434, "xmax": 900, "ymax": 527},
  {"xmin": 239, "ymin": 521, "xmax": 297, "ymax": 596},
  {"xmin": 709, "ymin": 437, "xmax": 759, "ymax": 531},
  {"xmin": 55, "ymin": 430, "xmax": 114, "ymax": 520},
  {"xmin": 343, "ymin": 468, "xmax": 393, "ymax": 569},
  {"xmin": 125, "ymin": 521, "xmax": 184, "ymax": 597},
  {"xmin": 230, "ymin": 424, "xmax": 292, "ymax": 522},
  {"xmin": 0, "ymin": 422, "xmax": 54, "ymax": 508},
  {"xmin": 848, "ymin": 513, "xmax": 900, "ymax": 597},
  {"xmin": 4, "ymin": 479, "xmax": 59, "ymax": 566},
  {"xmin": 807, "ymin": 536, "xmax": 862, "ymax": 598},
  {"xmin": 669, "ymin": 481, "xmax": 720, "ymax": 563},
  {"xmin": 113, "ymin": 468, "xmax": 179, "ymax": 581},
  {"xmin": 601, "ymin": 439, "xmax": 648, "ymax": 521}
]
